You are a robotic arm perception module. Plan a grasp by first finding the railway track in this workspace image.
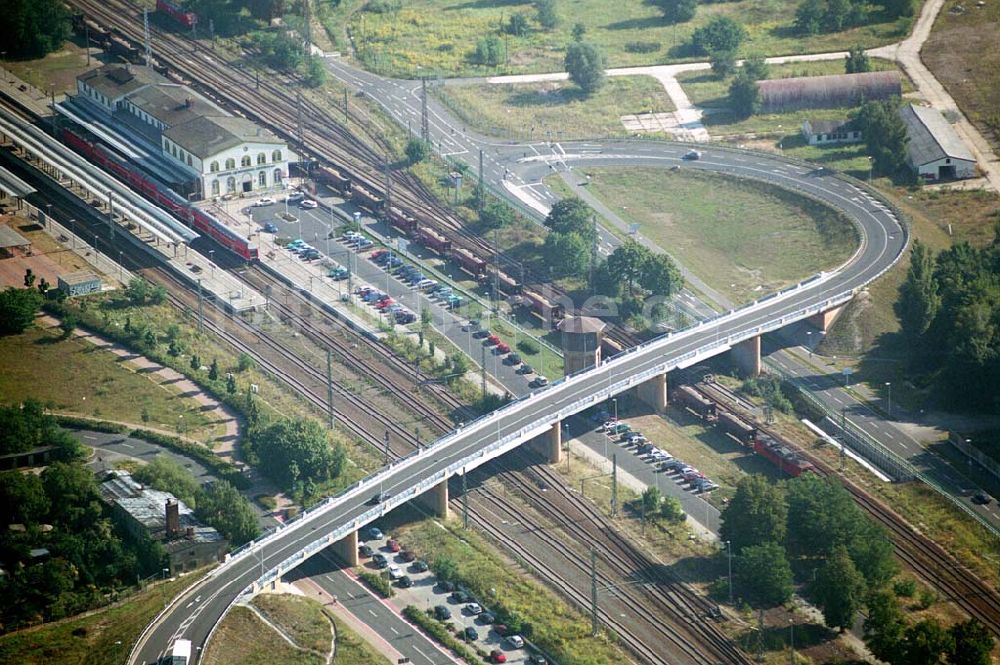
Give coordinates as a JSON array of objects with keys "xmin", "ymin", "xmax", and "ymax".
[
  {"xmin": 692, "ymin": 379, "xmax": 1000, "ymax": 635},
  {"xmin": 67, "ymin": 0, "xmax": 643, "ymax": 350},
  {"xmin": 4, "ymin": 88, "xmax": 746, "ymax": 662}
]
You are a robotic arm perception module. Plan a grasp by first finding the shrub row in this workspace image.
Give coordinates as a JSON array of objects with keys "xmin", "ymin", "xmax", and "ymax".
[
  {"xmin": 127, "ymin": 428, "xmax": 250, "ymax": 490},
  {"xmin": 358, "ymin": 571, "xmax": 394, "ymax": 598},
  {"xmin": 54, "ymin": 415, "xmax": 128, "ymax": 434},
  {"xmin": 401, "ymin": 606, "xmax": 481, "ymax": 665}
]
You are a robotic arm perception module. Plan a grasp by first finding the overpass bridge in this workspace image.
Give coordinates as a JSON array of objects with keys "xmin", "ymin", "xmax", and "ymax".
[{"xmin": 131, "ymin": 151, "xmax": 907, "ymax": 664}]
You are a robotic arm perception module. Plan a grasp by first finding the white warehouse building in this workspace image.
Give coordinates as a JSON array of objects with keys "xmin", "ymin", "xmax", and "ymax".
[
  {"xmin": 74, "ymin": 64, "xmax": 294, "ymax": 198},
  {"xmin": 898, "ymin": 104, "xmax": 976, "ymax": 181}
]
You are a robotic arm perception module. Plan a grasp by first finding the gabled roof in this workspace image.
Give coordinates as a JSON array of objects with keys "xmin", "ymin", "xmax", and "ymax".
[
  {"xmin": 77, "ymin": 64, "xmax": 168, "ymax": 101},
  {"xmin": 163, "ymin": 116, "xmax": 284, "ymax": 160},
  {"xmin": 124, "ymin": 84, "xmax": 226, "ymax": 128},
  {"xmin": 899, "ymin": 104, "xmax": 975, "ymax": 166}
]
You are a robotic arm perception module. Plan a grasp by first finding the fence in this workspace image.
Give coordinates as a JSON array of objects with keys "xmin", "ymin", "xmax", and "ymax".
[{"xmin": 949, "ymin": 434, "xmax": 1000, "ymax": 483}]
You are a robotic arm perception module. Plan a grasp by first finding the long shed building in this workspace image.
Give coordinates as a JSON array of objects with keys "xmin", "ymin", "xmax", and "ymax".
[
  {"xmin": 898, "ymin": 104, "xmax": 976, "ymax": 181},
  {"xmin": 757, "ymin": 71, "xmax": 901, "ymax": 112}
]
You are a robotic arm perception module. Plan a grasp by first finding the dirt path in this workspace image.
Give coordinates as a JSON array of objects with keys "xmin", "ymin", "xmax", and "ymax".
[{"xmin": 38, "ymin": 314, "xmax": 241, "ymax": 455}]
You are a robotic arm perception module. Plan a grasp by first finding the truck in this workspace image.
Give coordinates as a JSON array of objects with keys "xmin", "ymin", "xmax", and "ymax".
[{"xmin": 169, "ymin": 639, "xmax": 192, "ymax": 664}]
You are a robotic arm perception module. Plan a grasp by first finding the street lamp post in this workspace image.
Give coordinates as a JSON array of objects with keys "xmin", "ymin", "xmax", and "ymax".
[
  {"xmin": 789, "ymin": 619, "xmax": 795, "ymax": 665},
  {"xmin": 726, "ymin": 540, "xmax": 733, "ymax": 604},
  {"xmin": 119, "ymin": 251, "xmax": 124, "ymax": 283},
  {"xmin": 885, "ymin": 381, "xmax": 892, "ymax": 417},
  {"xmin": 805, "ymin": 331, "xmax": 812, "ymax": 358}
]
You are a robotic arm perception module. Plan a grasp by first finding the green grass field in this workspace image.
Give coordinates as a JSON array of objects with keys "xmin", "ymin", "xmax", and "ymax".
[
  {"xmin": 0, "ymin": 574, "xmax": 204, "ymax": 665},
  {"xmin": 202, "ymin": 605, "xmax": 323, "ymax": 665},
  {"xmin": 332, "ymin": 0, "xmax": 913, "ymax": 78},
  {"xmin": 0, "ymin": 326, "xmax": 217, "ymax": 440},
  {"xmin": 436, "ymin": 75, "xmax": 675, "ymax": 140},
  {"xmin": 551, "ymin": 167, "xmax": 858, "ymax": 304}
]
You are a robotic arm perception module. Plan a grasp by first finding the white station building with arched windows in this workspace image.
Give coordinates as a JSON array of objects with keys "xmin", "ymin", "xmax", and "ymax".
[{"xmin": 73, "ymin": 64, "xmax": 294, "ymax": 200}]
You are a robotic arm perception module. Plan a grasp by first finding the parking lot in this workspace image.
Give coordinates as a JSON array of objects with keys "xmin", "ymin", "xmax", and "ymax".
[{"xmin": 359, "ymin": 525, "xmax": 546, "ymax": 665}]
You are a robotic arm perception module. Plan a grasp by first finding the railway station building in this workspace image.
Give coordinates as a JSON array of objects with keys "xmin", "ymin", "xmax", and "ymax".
[{"xmin": 72, "ymin": 64, "xmax": 293, "ymax": 199}]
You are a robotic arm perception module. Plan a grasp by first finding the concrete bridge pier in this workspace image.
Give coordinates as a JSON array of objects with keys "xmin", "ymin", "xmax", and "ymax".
[
  {"xmin": 636, "ymin": 372, "xmax": 668, "ymax": 412},
  {"xmin": 330, "ymin": 528, "xmax": 359, "ymax": 567},
  {"xmin": 808, "ymin": 304, "xmax": 845, "ymax": 333},
  {"xmin": 529, "ymin": 422, "xmax": 562, "ymax": 464},
  {"xmin": 414, "ymin": 479, "xmax": 450, "ymax": 519},
  {"xmin": 731, "ymin": 335, "xmax": 761, "ymax": 377}
]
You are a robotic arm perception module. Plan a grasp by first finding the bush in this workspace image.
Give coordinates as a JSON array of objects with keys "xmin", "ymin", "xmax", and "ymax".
[
  {"xmin": 624, "ymin": 41, "xmax": 662, "ymax": 53},
  {"xmin": 406, "ymin": 138, "xmax": 432, "ymax": 164},
  {"xmin": 402, "ymin": 606, "xmax": 481, "ymax": 665},
  {"xmin": 54, "ymin": 416, "xmax": 127, "ymax": 434},
  {"xmin": 358, "ymin": 571, "xmax": 394, "ymax": 598},
  {"xmin": 516, "ymin": 338, "xmax": 541, "ymax": 356},
  {"xmin": 128, "ymin": 428, "xmax": 250, "ymax": 489}
]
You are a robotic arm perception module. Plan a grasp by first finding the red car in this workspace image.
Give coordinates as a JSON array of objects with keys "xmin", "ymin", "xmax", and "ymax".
[
  {"xmin": 493, "ymin": 623, "xmax": 508, "ymax": 636},
  {"xmin": 371, "ymin": 248, "xmax": 387, "ymax": 259},
  {"xmin": 376, "ymin": 298, "xmax": 396, "ymax": 310},
  {"xmin": 490, "ymin": 651, "xmax": 507, "ymax": 663},
  {"xmin": 495, "ymin": 342, "xmax": 510, "ymax": 354},
  {"xmin": 486, "ymin": 335, "xmax": 501, "ymax": 346},
  {"xmin": 386, "ymin": 539, "xmax": 402, "ymax": 553}
]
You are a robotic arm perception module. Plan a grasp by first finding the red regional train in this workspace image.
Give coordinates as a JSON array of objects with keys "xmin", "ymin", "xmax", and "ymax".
[
  {"xmin": 62, "ymin": 127, "xmax": 258, "ymax": 261},
  {"xmin": 156, "ymin": 0, "xmax": 198, "ymax": 29}
]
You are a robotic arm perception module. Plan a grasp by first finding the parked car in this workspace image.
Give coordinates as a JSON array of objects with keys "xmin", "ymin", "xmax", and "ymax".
[
  {"xmin": 446, "ymin": 295, "xmax": 463, "ymax": 309},
  {"xmin": 517, "ymin": 364, "xmax": 533, "ymax": 375},
  {"xmin": 388, "ymin": 565, "xmax": 403, "ymax": 580},
  {"xmin": 400, "ymin": 550, "xmax": 416, "ymax": 562},
  {"xmin": 505, "ymin": 353, "xmax": 522, "ymax": 366},
  {"xmin": 436, "ymin": 580, "xmax": 455, "ymax": 593},
  {"xmin": 682, "ymin": 468, "xmax": 704, "ymax": 482},
  {"xmin": 495, "ymin": 342, "xmax": 511, "ymax": 354},
  {"xmin": 434, "ymin": 605, "xmax": 452, "ymax": 620},
  {"xmin": 450, "ymin": 590, "xmax": 472, "ymax": 603},
  {"xmin": 357, "ymin": 238, "xmax": 373, "ymax": 249},
  {"xmin": 417, "ymin": 278, "xmax": 438, "ymax": 289},
  {"xmin": 661, "ymin": 459, "xmax": 686, "ymax": 472},
  {"xmin": 263, "ymin": 222, "xmax": 278, "ymax": 233},
  {"xmin": 473, "ymin": 329, "xmax": 491, "ymax": 339},
  {"xmin": 300, "ymin": 199, "xmax": 318, "ymax": 209},
  {"xmin": 507, "ymin": 635, "xmax": 525, "ymax": 649},
  {"xmin": 602, "ymin": 420, "xmax": 619, "ymax": 433},
  {"xmin": 372, "ymin": 553, "xmax": 388, "ymax": 568},
  {"xmin": 286, "ymin": 191, "xmax": 305, "ymax": 202},
  {"xmin": 485, "ymin": 335, "xmax": 501, "ymax": 346},
  {"xmin": 489, "ymin": 650, "xmax": 507, "ymax": 663},
  {"xmin": 411, "ymin": 560, "xmax": 429, "ymax": 573},
  {"xmin": 637, "ymin": 442, "xmax": 655, "ymax": 455},
  {"xmin": 462, "ymin": 320, "xmax": 480, "ymax": 332},
  {"xmin": 329, "ymin": 266, "xmax": 349, "ymax": 280},
  {"xmin": 397, "ymin": 575, "xmax": 413, "ymax": 588},
  {"xmin": 358, "ymin": 544, "xmax": 374, "ymax": 558},
  {"xmin": 367, "ymin": 527, "xmax": 384, "ymax": 540},
  {"xmin": 254, "ymin": 197, "xmax": 275, "ymax": 207},
  {"xmin": 527, "ymin": 655, "xmax": 548, "ymax": 665},
  {"xmin": 529, "ymin": 376, "xmax": 549, "ymax": 388},
  {"xmin": 694, "ymin": 478, "xmax": 718, "ymax": 493},
  {"xmin": 609, "ymin": 423, "xmax": 632, "ymax": 436},
  {"xmin": 463, "ymin": 626, "xmax": 479, "ymax": 641},
  {"xmin": 395, "ymin": 312, "xmax": 417, "ymax": 324},
  {"xmin": 625, "ymin": 433, "xmax": 647, "ymax": 445},
  {"xmin": 464, "ymin": 602, "xmax": 483, "ymax": 615},
  {"xmin": 477, "ymin": 611, "xmax": 495, "ymax": 624},
  {"xmin": 492, "ymin": 624, "xmax": 509, "ymax": 636},
  {"xmin": 386, "ymin": 539, "xmax": 402, "ymax": 552}
]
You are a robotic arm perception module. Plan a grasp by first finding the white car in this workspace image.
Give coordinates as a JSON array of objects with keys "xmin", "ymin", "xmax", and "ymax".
[
  {"xmin": 602, "ymin": 420, "xmax": 619, "ymax": 433},
  {"xmin": 388, "ymin": 565, "xmax": 403, "ymax": 580},
  {"xmin": 300, "ymin": 199, "xmax": 318, "ymax": 209},
  {"xmin": 507, "ymin": 635, "xmax": 525, "ymax": 649},
  {"xmin": 286, "ymin": 191, "xmax": 304, "ymax": 202},
  {"xmin": 464, "ymin": 602, "xmax": 483, "ymax": 615},
  {"xmin": 254, "ymin": 197, "xmax": 275, "ymax": 207}
]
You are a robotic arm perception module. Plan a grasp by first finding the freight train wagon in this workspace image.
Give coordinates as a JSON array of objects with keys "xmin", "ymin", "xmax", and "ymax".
[
  {"xmin": 415, "ymin": 226, "xmax": 451, "ymax": 254},
  {"xmin": 62, "ymin": 127, "xmax": 258, "ymax": 261},
  {"xmin": 521, "ymin": 288, "xmax": 565, "ymax": 327},
  {"xmin": 674, "ymin": 385, "xmax": 717, "ymax": 421},
  {"xmin": 451, "ymin": 247, "xmax": 486, "ymax": 280},
  {"xmin": 317, "ymin": 165, "xmax": 352, "ymax": 195},
  {"xmin": 717, "ymin": 411, "xmax": 757, "ymax": 445},
  {"xmin": 108, "ymin": 35, "xmax": 142, "ymax": 64},
  {"xmin": 352, "ymin": 184, "xmax": 383, "ymax": 213},
  {"xmin": 386, "ymin": 206, "xmax": 417, "ymax": 234},
  {"xmin": 485, "ymin": 268, "xmax": 521, "ymax": 296},
  {"xmin": 157, "ymin": 0, "xmax": 198, "ymax": 28}
]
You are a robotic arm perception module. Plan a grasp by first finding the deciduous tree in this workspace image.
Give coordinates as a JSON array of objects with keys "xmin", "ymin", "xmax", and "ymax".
[
  {"xmin": 691, "ymin": 17, "xmax": 746, "ymax": 55},
  {"xmin": 895, "ymin": 241, "xmax": 940, "ymax": 347},
  {"xmin": 653, "ymin": 0, "xmax": 698, "ymax": 23},
  {"xmin": 0, "ymin": 287, "xmax": 43, "ymax": 335},
  {"xmin": 197, "ymin": 480, "xmax": 260, "ymax": 545},
  {"xmin": 719, "ymin": 475, "xmax": 787, "ymax": 551},
  {"xmin": 735, "ymin": 542, "xmax": 794, "ymax": 607},
  {"xmin": 813, "ymin": 545, "xmax": 866, "ymax": 631},
  {"xmin": 846, "ymin": 45, "xmax": 871, "ymax": 73},
  {"xmin": 947, "ymin": 619, "xmax": 994, "ymax": 665},
  {"xmin": 864, "ymin": 588, "xmax": 907, "ymax": 661},
  {"xmin": 543, "ymin": 232, "xmax": 590, "ymax": 279},
  {"xmin": 856, "ymin": 98, "xmax": 909, "ymax": 176},
  {"xmin": 565, "ymin": 42, "xmax": 606, "ymax": 95},
  {"xmin": 728, "ymin": 70, "xmax": 761, "ymax": 118},
  {"xmin": 544, "ymin": 197, "xmax": 597, "ymax": 244},
  {"xmin": 8, "ymin": 0, "xmax": 70, "ymax": 58}
]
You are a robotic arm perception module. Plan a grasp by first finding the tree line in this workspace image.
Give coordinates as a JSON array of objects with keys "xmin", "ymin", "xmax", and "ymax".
[
  {"xmin": 720, "ymin": 474, "xmax": 993, "ymax": 663},
  {"xmin": 894, "ymin": 228, "xmax": 1000, "ymax": 411},
  {"xmin": 0, "ymin": 455, "xmax": 164, "ymax": 632}
]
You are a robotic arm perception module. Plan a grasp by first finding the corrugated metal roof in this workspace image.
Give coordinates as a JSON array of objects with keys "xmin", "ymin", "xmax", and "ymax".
[
  {"xmin": 0, "ymin": 166, "xmax": 36, "ymax": 198},
  {"xmin": 99, "ymin": 472, "xmax": 223, "ymax": 544},
  {"xmin": 899, "ymin": 104, "xmax": 975, "ymax": 166}
]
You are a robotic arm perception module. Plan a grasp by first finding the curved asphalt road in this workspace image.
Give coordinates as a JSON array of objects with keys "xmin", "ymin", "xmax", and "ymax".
[{"xmin": 131, "ymin": 130, "xmax": 906, "ymax": 661}]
